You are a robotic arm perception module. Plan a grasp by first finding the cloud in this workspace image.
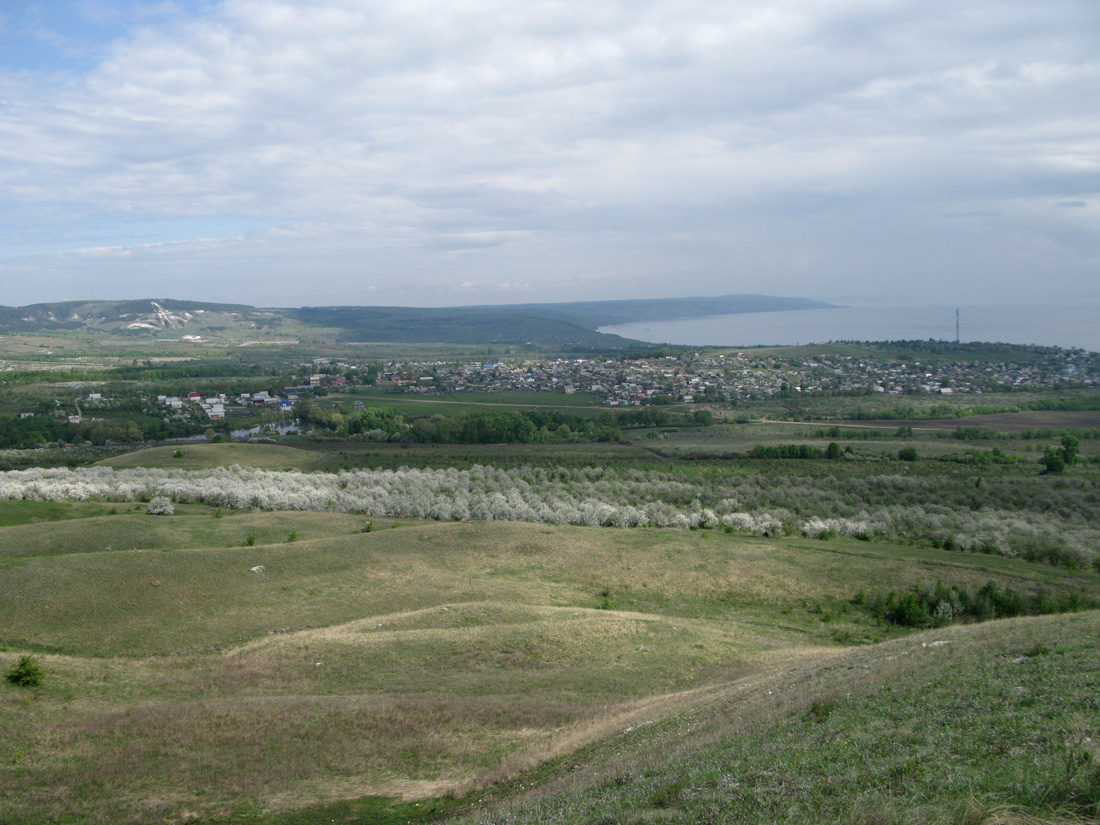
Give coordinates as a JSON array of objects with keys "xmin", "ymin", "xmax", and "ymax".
[{"xmin": 1, "ymin": 0, "xmax": 1099, "ymax": 306}]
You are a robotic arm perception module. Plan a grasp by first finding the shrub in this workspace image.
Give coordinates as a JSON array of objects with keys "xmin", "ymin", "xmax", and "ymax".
[
  {"xmin": 6, "ymin": 655, "xmax": 43, "ymax": 688},
  {"xmin": 890, "ymin": 592, "xmax": 930, "ymax": 626},
  {"xmin": 599, "ymin": 587, "xmax": 614, "ymax": 610},
  {"xmin": 1042, "ymin": 447, "xmax": 1066, "ymax": 473},
  {"xmin": 898, "ymin": 446, "xmax": 919, "ymax": 462},
  {"xmin": 147, "ymin": 496, "xmax": 174, "ymax": 515},
  {"xmin": 863, "ymin": 580, "xmax": 1097, "ymax": 628}
]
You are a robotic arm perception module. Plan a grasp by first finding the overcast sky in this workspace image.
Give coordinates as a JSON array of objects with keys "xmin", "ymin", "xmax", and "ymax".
[{"xmin": 1, "ymin": 0, "xmax": 1097, "ymax": 309}]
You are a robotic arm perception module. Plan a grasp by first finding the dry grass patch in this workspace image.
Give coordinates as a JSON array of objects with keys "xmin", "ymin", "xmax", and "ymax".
[
  {"xmin": 462, "ymin": 612, "xmax": 1100, "ymax": 825},
  {"xmin": 0, "ymin": 509, "xmax": 377, "ymax": 562},
  {"xmin": 2, "ymin": 519, "xmax": 1095, "ymax": 824},
  {"xmin": 0, "ymin": 613, "xmax": 791, "ymax": 823},
  {"xmin": 0, "ymin": 521, "xmax": 1084, "ymax": 658},
  {"xmin": 96, "ymin": 441, "xmax": 321, "ymax": 470}
]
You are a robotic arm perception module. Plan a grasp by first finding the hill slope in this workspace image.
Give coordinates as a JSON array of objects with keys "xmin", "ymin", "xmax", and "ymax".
[
  {"xmin": 460, "ymin": 612, "xmax": 1100, "ymax": 825},
  {"xmin": 0, "ymin": 294, "xmax": 836, "ymax": 345},
  {"xmin": 1, "ymin": 510, "xmax": 1096, "ymax": 824}
]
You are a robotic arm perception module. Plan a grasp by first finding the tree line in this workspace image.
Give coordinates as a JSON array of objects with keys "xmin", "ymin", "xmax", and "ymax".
[{"xmin": 294, "ymin": 401, "xmax": 713, "ymax": 444}]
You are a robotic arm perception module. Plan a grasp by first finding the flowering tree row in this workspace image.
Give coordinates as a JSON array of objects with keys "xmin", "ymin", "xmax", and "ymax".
[{"xmin": 1, "ymin": 464, "xmax": 1094, "ymax": 569}]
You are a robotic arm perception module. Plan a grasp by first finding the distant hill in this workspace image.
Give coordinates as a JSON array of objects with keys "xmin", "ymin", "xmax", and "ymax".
[
  {"xmin": 0, "ymin": 299, "xmax": 262, "ymax": 334},
  {"xmin": 287, "ymin": 304, "xmax": 623, "ymax": 346},
  {"xmin": 289, "ymin": 294, "xmax": 837, "ymax": 345},
  {"xmin": 0, "ymin": 294, "xmax": 837, "ymax": 346}
]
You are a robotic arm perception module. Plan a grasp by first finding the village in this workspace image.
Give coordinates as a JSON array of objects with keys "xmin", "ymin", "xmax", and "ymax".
[
  {"xmin": 369, "ymin": 346, "xmax": 1100, "ymax": 408},
  {"xmin": 57, "ymin": 345, "xmax": 1098, "ymax": 426}
]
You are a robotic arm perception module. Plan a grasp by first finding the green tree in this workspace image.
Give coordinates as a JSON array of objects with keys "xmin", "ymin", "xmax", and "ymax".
[
  {"xmin": 1042, "ymin": 436, "xmax": 1079, "ymax": 473},
  {"xmin": 6, "ymin": 655, "xmax": 43, "ymax": 688},
  {"xmin": 1061, "ymin": 435, "xmax": 1080, "ymax": 466},
  {"xmin": 1042, "ymin": 446, "xmax": 1067, "ymax": 474}
]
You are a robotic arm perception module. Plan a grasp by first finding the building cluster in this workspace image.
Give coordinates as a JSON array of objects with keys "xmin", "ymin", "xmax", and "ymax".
[
  {"xmin": 372, "ymin": 347, "xmax": 1100, "ymax": 405},
  {"xmin": 158, "ymin": 390, "xmax": 294, "ymax": 420},
  {"xmin": 64, "ymin": 347, "xmax": 1096, "ymax": 426}
]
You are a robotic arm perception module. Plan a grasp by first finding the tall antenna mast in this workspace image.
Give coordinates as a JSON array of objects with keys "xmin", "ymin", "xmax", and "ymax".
[{"xmin": 955, "ymin": 308, "xmax": 960, "ymax": 344}]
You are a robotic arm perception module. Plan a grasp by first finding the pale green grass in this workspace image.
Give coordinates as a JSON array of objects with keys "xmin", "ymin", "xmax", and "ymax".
[
  {"xmin": 0, "ymin": 509, "xmax": 378, "ymax": 563},
  {"xmin": 96, "ymin": 441, "xmax": 322, "ymax": 470},
  {"xmin": 0, "ymin": 499, "xmax": 118, "ymax": 526},
  {"xmin": 0, "ymin": 521, "xmax": 1088, "ymax": 657},
  {"xmin": 0, "ymin": 516, "xmax": 1095, "ymax": 824},
  {"xmin": 630, "ymin": 422, "xmax": 1030, "ymax": 463},
  {"xmin": 463, "ymin": 611, "xmax": 1100, "ymax": 825}
]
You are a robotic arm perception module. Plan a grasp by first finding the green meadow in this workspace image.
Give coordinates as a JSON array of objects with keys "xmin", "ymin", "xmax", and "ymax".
[{"xmin": 1, "ymin": 493, "xmax": 1097, "ymax": 824}]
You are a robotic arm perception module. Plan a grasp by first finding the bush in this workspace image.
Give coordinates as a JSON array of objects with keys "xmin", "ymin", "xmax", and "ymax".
[
  {"xmin": 890, "ymin": 592, "xmax": 930, "ymax": 626},
  {"xmin": 1042, "ymin": 447, "xmax": 1066, "ymax": 473},
  {"xmin": 6, "ymin": 655, "xmax": 43, "ymax": 688},
  {"xmin": 147, "ymin": 496, "xmax": 174, "ymax": 515},
  {"xmin": 599, "ymin": 587, "xmax": 614, "ymax": 610},
  {"xmin": 863, "ymin": 580, "xmax": 1098, "ymax": 628}
]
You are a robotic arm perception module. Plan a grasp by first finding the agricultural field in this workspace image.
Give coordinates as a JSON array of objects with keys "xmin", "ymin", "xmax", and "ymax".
[{"xmin": 1, "ymin": 335, "xmax": 1098, "ymax": 824}]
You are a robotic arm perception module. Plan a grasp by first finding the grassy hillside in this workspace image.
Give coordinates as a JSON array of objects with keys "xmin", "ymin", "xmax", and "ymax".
[
  {"xmin": 1, "ymin": 508, "xmax": 1096, "ymax": 824},
  {"xmin": 462, "ymin": 612, "xmax": 1100, "ymax": 825}
]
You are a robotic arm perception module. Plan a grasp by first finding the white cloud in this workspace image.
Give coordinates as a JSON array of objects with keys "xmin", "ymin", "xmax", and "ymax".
[{"xmin": 1, "ymin": 0, "xmax": 1098, "ymax": 306}]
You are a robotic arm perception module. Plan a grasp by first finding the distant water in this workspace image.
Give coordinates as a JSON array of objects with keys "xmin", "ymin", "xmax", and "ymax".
[
  {"xmin": 599, "ymin": 302, "xmax": 1100, "ymax": 353},
  {"xmin": 230, "ymin": 421, "xmax": 302, "ymax": 439}
]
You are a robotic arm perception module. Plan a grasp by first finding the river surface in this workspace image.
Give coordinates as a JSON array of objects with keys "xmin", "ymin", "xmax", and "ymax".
[
  {"xmin": 229, "ymin": 421, "xmax": 302, "ymax": 439},
  {"xmin": 598, "ymin": 302, "xmax": 1100, "ymax": 353}
]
